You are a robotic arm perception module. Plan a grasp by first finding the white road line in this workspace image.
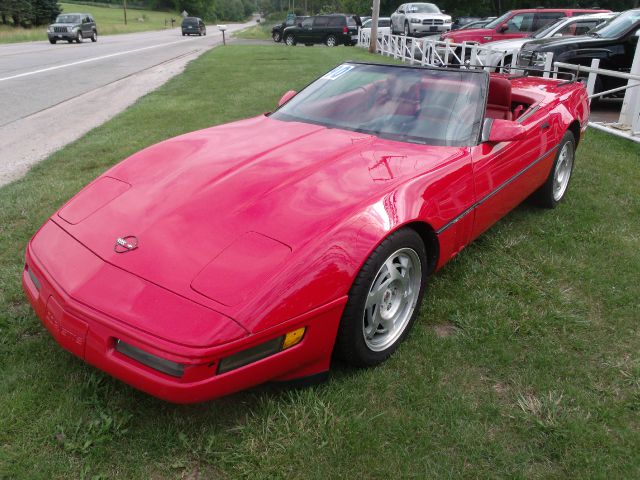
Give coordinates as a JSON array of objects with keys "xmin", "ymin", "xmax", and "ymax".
[{"xmin": 0, "ymin": 37, "xmax": 209, "ymax": 83}]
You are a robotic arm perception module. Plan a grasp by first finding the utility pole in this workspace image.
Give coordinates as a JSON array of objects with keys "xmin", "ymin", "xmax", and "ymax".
[
  {"xmin": 369, "ymin": 0, "xmax": 380, "ymax": 53},
  {"xmin": 123, "ymin": 0, "xmax": 128, "ymax": 25}
]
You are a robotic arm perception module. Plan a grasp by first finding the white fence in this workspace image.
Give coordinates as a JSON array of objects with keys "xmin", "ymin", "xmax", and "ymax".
[
  {"xmin": 358, "ymin": 30, "xmax": 640, "ymax": 143},
  {"xmin": 358, "ymin": 30, "xmax": 518, "ymax": 71}
]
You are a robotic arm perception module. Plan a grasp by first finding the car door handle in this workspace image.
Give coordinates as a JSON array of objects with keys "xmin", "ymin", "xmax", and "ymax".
[{"xmin": 540, "ymin": 121, "xmax": 550, "ymax": 130}]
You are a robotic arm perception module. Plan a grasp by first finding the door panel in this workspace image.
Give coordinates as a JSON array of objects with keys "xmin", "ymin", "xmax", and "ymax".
[{"xmin": 469, "ymin": 116, "xmax": 555, "ymax": 240}]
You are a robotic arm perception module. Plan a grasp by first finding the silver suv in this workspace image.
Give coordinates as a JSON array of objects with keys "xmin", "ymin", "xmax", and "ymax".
[
  {"xmin": 47, "ymin": 13, "xmax": 97, "ymax": 44},
  {"xmin": 390, "ymin": 3, "xmax": 452, "ymax": 37}
]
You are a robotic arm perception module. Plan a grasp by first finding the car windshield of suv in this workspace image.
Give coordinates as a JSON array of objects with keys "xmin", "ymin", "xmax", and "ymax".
[
  {"xmin": 363, "ymin": 18, "xmax": 390, "ymax": 28},
  {"xmin": 55, "ymin": 14, "xmax": 82, "ymax": 23},
  {"xmin": 484, "ymin": 11, "xmax": 512, "ymax": 29},
  {"xmin": 407, "ymin": 3, "xmax": 441, "ymax": 14},
  {"xmin": 588, "ymin": 10, "xmax": 640, "ymax": 38},
  {"xmin": 271, "ymin": 63, "xmax": 487, "ymax": 147}
]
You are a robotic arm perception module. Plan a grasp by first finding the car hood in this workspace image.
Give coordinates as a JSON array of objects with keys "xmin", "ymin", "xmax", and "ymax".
[
  {"xmin": 480, "ymin": 38, "xmax": 529, "ymax": 51},
  {"xmin": 442, "ymin": 27, "xmax": 492, "ymax": 40},
  {"xmin": 53, "ymin": 115, "xmax": 463, "ymax": 328},
  {"xmin": 408, "ymin": 13, "xmax": 450, "ymax": 20},
  {"xmin": 521, "ymin": 34, "xmax": 595, "ymax": 51}
]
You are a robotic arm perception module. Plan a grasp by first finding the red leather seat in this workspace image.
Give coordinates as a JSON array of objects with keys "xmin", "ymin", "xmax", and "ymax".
[{"xmin": 486, "ymin": 77, "xmax": 513, "ymax": 120}]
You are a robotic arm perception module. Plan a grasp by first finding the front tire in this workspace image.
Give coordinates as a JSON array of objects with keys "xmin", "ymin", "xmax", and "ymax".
[
  {"xmin": 334, "ymin": 228, "xmax": 427, "ymax": 367},
  {"xmin": 272, "ymin": 31, "xmax": 281, "ymax": 42},
  {"xmin": 76, "ymin": 32, "xmax": 83, "ymax": 43},
  {"xmin": 404, "ymin": 21, "xmax": 410, "ymax": 36},
  {"xmin": 531, "ymin": 131, "xmax": 576, "ymax": 208},
  {"xmin": 49, "ymin": 38, "xmax": 57, "ymax": 44},
  {"xmin": 285, "ymin": 34, "xmax": 296, "ymax": 46},
  {"xmin": 91, "ymin": 31, "xmax": 97, "ymax": 42}
]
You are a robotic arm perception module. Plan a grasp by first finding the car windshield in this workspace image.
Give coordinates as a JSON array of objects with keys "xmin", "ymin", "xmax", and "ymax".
[
  {"xmin": 55, "ymin": 14, "xmax": 82, "ymax": 23},
  {"xmin": 271, "ymin": 63, "xmax": 487, "ymax": 147},
  {"xmin": 407, "ymin": 3, "xmax": 441, "ymax": 14},
  {"xmin": 588, "ymin": 10, "xmax": 640, "ymax": 38},
  {"xmin": 484, "ymin": 11, "xmax": 512, "ymax": 29},
  {"xmin": 531, "ymin": 18, "xmax": 567, "ymax": 38}
]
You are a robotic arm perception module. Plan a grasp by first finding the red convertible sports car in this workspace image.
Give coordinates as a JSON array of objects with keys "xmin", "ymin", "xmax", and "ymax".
[{"xmin": 23, "ymin": 62, "xmax": 589, "ymax": 403}]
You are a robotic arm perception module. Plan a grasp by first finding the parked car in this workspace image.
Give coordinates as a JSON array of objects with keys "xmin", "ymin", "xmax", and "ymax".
[
  {"xmin": 283, "ymin": 14, "xmax": 360, "ymax": 46},
  {"xmin": 440, "ymin": 8, "xmax": 611, "ymax": 44},
  {"xmin": 23, "ymin": 61, "xmax": 590, "ymax": 403},
  {"xmin": 518, "ymin": 9, "xmax": 640, "ymax": 96},
  {"xmin": 181, "ymin": 17, "xmax": 206, "ymax": 36},
  {"xmin": 459, "ymin": 18, "xmax": 496, "ymax": 30},
  {"xmin": 391, "ymin": 3, "xmax": 452, "ymax": 36},
  {"xmin": 452, "ymin": 16, "xmax": 482, "ymax": 30},
  {"xmin": 47, "ymin": 13, "xmax": 97, "ymax": 44},
  {"xmin": 271, "ymin": 15, "xmax": 308, "ymax": 42},
  {"xmin": 361, "ymin": 17, "xmax": 391, "ymax": 38},
  {"xmin": 478, "ymin": 12, "xmax": 616, "ymax": 71}
]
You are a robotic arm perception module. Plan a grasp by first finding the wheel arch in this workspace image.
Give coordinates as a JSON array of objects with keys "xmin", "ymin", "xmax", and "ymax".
[
  {"xmin": 403, "ymin": 221, "xmax": 440, "ymax": 275},
  {"xmin": 567, "ymin": 119, "xmax": 581, "ymax": 148}
]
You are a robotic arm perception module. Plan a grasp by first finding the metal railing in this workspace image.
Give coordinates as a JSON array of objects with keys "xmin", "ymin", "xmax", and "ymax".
[
  {"xmin": 358, "ymin": 30, "xmax": 518, "ymax": 72},
  {"xmin": 553, "ymin": 45, "xmax": 640, "ymax": 142}
]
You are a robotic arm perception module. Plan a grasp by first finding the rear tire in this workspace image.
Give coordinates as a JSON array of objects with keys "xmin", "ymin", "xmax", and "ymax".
[
  {"xmin": 325, "ymin": 34, "xmax": 337, "ymax": 47},
  {"xmin": 334, "ymin": 228, "xmax": 427, "ymax": 367},
  {"xmin": 531, "ymin": 131, "xmax": 576, "ymax": 209}
]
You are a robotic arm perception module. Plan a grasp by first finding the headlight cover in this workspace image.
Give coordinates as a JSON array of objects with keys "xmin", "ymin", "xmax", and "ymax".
[
  {"xmin": 532, "ymin": 51, "xmax": 548, "ymax": 66},
  {"xmin": 410, "ymin": 18, "xmax": 421, "ymax": 23}
]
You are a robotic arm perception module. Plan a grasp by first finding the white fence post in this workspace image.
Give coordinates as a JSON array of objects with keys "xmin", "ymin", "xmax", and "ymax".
[
  {"xmin": 586, "ymin": 58, "xmax": 601, "ymax": 100},
  {"xmin": 619, "ymin": 41, "xmax": 640, "ymax": 133},
  {"xmin": 543, "ymin": 52, "xmax": 553, "ymax": 78},
  {"xmin": 410, "ymin": 39, "xmax": 417, "ymax": 65}
]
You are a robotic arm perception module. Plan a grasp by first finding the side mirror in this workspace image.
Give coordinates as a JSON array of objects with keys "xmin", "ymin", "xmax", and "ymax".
[
  {"xmin": 483, "ymin": 119, "xmax": 526, "ymax": 143},
  {"xmin": 498, "ymin": 24, "xmax": 508, "ymax": 33},
  {"xmin": 278, "ymin": 90, "xmax": 297, "ymax": 107}
]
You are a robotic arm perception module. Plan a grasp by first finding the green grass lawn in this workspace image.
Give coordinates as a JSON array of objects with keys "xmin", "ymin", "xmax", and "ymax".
[
  {"xmin": 0, "ymin": 2, "xmax": 179, "ymax": 44},
  {"xmin": 235, "ymin": 21, "xmax": 276, "ymax": 41},
  {"xmin": 1, "ymin": 44, "xmax": 639, "ymax": 478}
]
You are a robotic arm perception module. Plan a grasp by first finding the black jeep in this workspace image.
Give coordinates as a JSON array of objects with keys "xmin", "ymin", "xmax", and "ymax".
[
  {"xmin": 282, "ymin": 14, "xmax": 361, "ymax": 47},
  {"xmin": 272, "ymin": 16, "xmax": 308, "ymax": 42}
]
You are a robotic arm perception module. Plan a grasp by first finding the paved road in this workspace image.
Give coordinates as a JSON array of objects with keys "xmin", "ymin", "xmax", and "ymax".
[
  {"xmin": 0, "ymin": 22, "xmax": 252, "ymax": 127},
  {"xmin": 0, "ymin": 21, "xmax": 254, "ymax": 186}
]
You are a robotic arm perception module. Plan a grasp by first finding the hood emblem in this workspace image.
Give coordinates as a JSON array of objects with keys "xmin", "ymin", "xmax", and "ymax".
[{"xmin": 114, "ymin": 235, "xmax": 138, "ymax": 253}]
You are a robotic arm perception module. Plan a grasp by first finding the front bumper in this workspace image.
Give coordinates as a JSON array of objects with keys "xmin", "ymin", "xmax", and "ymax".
[
  {"xmin": 23, "ymin": 221, "xmax": 346, "ymax": 403},
  {"xmin": 410, "ymin": 24, "xmax": 451, "ymax": 36},
  {"xmin": 48, "ymin": 32, "xmax": 77, "ymax": 40}
]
